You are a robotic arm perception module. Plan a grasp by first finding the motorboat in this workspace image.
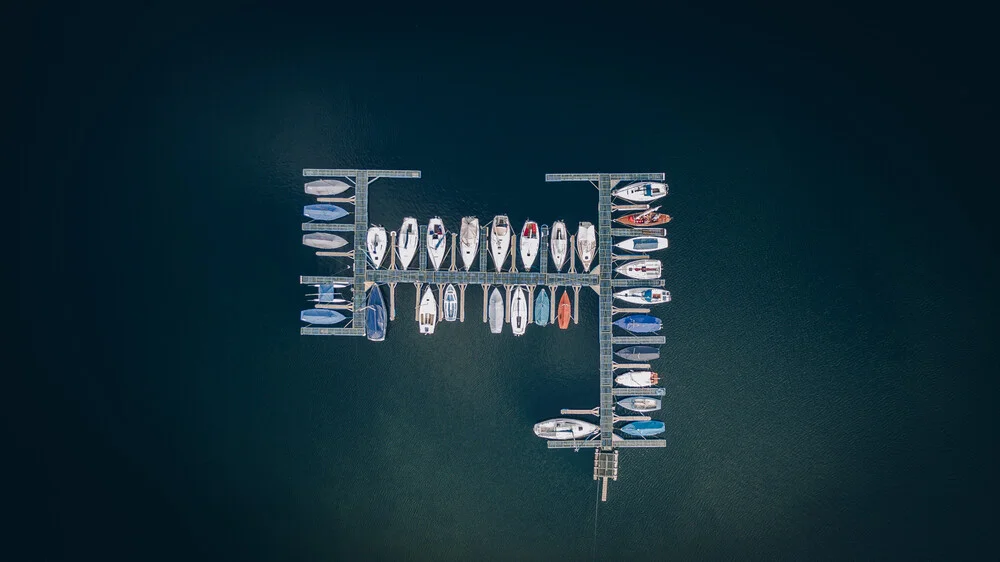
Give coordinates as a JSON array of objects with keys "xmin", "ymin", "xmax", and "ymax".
[
  {"xmin": 303, "ymin": 204, "xmax": 349, "ymax": 221},
  {"xmin": 426, "ymin": 217, "xmax": 447, "ymax": 270},
  {"xmin": 304, "ymin": 179, "xmax": 351, "ymax": 196},
  {"xmin": 620, "ymin": 421, "xmax": 666, "ymax": 437},
  {"xmin": 532, "ymin": 418, "xmax": 599, "ymax": 440},
  {"xmin": 613, "ymin": 314, "xmax": 662, "ymax": 333},
  {"xmin": 302, "ymin": 233, "xmax": 348, "ymax": 250},
  {"xmin": 615, "ymin": 236, "xmax": 669, "ymax": 252},
  {"xmin": 443, "ymin": 284, "xmax": 458, "ymax": 322},
  {"xmin": 418, "ymin": 286, "xmax": 437, "ymax": 334},
  {"xmin": 557, "ymin": 290, "xmax": 571, "ymax": 330},
  {"xmin": 614, "ymin": 288, "xmax": 671, "ymax": 305},
  {"xmin": 520, "ymin": 220, "xmax": 539, "ymax": 270},
  {"xmin": 398, "ymin": 217, "xmax": 418, "ymax": 270},
  {"xmin": 510, "ymin": 286, "xmax": 528, "ymax": 336},
  {"xmin": 490, "ymin": 215, "xmax": 511, "ymax": 271},
  {"xmin": 534, "ymin": 289, "xmax": 550, "ymax": 327},
  {"xmin": 460, "ymin": 216, "xmax": 479, "ymax": 270},
  {"xmin": 615, "ymin": 259, "xmax": 662, "ymax": 280},
  {"xmin": 617, "ymin": 396, "xmax": 661, "ymax": 413},
  {"xmin": 550, "ymin": 221, "xmax": 568, "ymax": 271},
  {"xmin": 488, "ymin": 288, "xmax": 504, "ymax": 334},
  {"xmin": 615, "ymin": 206, "xmax": 671, "ymax": 227},
  {"xmin": 576, "ymin": 222, "xmax": 596, "ymax": 272},
  {"xmin": 366, "ymin": 285, "xmax": 387, "ymax": 342},
  {"xmin": 615, "ymin": 371, "xmax": 659, "ymax": 387},
  {"xmin": 366, "ymin": 225, "xmax": 387, "ymax": 269},
  {"xmin": 300, "ymin": 308, "xmax": 345, "ymax": 325},
  {"xmin": 614, "ymin": 345, "xmax": 660, "ymax": 362},
  {"xmin": 612, "ymin": 181, "xmax": 668, "ymax": 203}
]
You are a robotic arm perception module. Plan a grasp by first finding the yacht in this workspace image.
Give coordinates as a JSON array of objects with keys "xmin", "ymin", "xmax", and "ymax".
[
  {"xmin": 426, "ymin": 217, "xmax": 447, "ymax": 270},
  {"xmin": 443, "ymin": 284, "xmax": 459, "ymax": 322},
  {"xmin": 533, "ymin": 419, "xmax": 599, "ymax": 440},
  {"xmin": 615, "ymin": 236, "xmax": 669, "ymax": 252},
  {"xmin": 398, "ymin": 217, "xmax": 419, "ymax": 270},
  {"xmin": 418, "ymin": 286, "xmax": 437, "ymax": 334},
  {"xmin": 520, "ymin": 220, "xmax": 539, "ymax": 270},
  {"xmin": 366, "ymin": 285, "xmax": 387, "ymax": 342},
  {"xmin": 576, "ymin": 222, "xmax": 596, "ymax": 272},
  {"xmin": 614, "ymin": 288, "xmax": 671, "ymax": 305},
  {"xmin": 366, "ymin": 225, "xmax": 387, "ymax": 269},
  {"xmin": 488, "ymin": 287, "xmax": 504, "ymax": 334},
  {"xmin": 490, "ymin": 215, "xmax": 511, "ymax": 271},
  {"xmin": 615, "ymin": 259, "xmax": 662, "ymax": 280},
  {"xmin": 460, "ymin": 217, "xmax": 479, "ymax": 270},
  {"xmin": 612, "ymin": 181, "xmax": 668, "ymax": 203},
  {"xmin": 615, "ymin": 371, "xmax": 659, "ymax": 387},
  {"xmin": 510, "ymin": 286, "xmax": 528, "ymax": 336},
  {"xmin": 550, "ymin": 221, "xmax": 568, "ymax": 271}
]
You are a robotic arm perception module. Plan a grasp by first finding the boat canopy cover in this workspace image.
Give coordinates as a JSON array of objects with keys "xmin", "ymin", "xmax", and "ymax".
[
  {"xmin": 304, "ymin": 204, "xmax": 348, "ymax": 221},
  {"xmin": 316, "ymin": 284, "xmax": 340, "ymax": 303},
  {"xmin": 300, "ymin": 308, "xmax": 345, "ymax": 324}
]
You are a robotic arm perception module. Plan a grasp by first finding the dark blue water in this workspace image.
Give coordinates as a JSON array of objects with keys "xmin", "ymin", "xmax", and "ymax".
[{"xmin": 13, "ymin": 5, "xmax": 995, "ymax": 561}]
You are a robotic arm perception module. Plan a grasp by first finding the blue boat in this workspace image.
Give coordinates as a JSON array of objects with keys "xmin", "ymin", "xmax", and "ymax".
[
  {"xmin": 316, "ymin": 284, "xmax": 341, "ymax": 303},
  {"xmin": 612, "ymin": 314, "xmax": 662, "ymax": 333},
  {"xmin": 366, "ymin": 285, "xmax": 387, "ymax": 342},
  {"xmin": 621, "ymin": 421, "xmax": 666, "ymax": 437},
  {"xmin": 300, "ymin": 308, "xmax": 346, "ymax": 325},
  {"xmin": 303, "ymin": 204, "xmax": 349, "ymax": 221},
  {"xmin": 534, "ymin": 289, "xmax": 550, "ymax": 327},
  {"xmin": 615, "ymin": 345, "xmax": 660, "ymax": 362}
]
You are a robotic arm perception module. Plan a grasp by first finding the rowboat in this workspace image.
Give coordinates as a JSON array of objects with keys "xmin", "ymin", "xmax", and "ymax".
[
  {"xmin": 557, "ymin": 290, "xmax": 571, "ymax": 330},
  {"xmin": 617, "ymin": 396, "xmax": 661, "ymax": 413},
  {"xmin": 398, "ymin": 217, "xmax": 418, "ymax": 270},
  {"xmin": 443, "ymin": 284, "xmax": 458, "ymax": 322},
  {"xmin": 366, "ymin": 225, "xmax": 387, "ymax": 269},
  {"xmin": 426, "ymin": 217, "xmax": 446, "ymax": 270},
  {"xmin": 511, "ymin": 286, "xmax": 528, "ymax": 336},
  {"xmin": 302, "ymin": 233, "xmax": 348, "ymax": 250},
  {"xmin": 615, "ymin": 236, "xmax": 669, "ymax": 252},
  {"xmin": 576, "ymin": 222, "xmax": 596, "ymax": 272},
  {"xmin": 460, "ymin": 217, "xmax": 479, "ymax": 271},
  {"xmin": 615, "ymin": 259, "xmax": 662, "ymax": 280},
  {"xmin": 614, "ymin": 288, "xmax": 671, "ymax": 305},
  {"xmin": 490, "ymin": 215, "xmax": 511, "ymax": 271},
  {"xmin": 550, "ymin": 221, "xmax": 568, "ymax": 271},
  {"xmin": 488, "ymin": 288, "xmax": 504, "ymax": 334},
  {"xmin": 612, "ymin": 181, "xmax": 668, "ymax": 203},
  {"xmin": 304, "ymin": 179, "xmax": 351, "ymax": 196},
  {"xmin": 520, "ymin": 220, "xmax": 540, "ymax": 270},
  {"xmin": 419, "ymin": 286, "xmax": 437, "ymax": 334},
  {"xmin": 533, "ymin": 418, "xmax": 599, "ymax": 440},
  {"xmin": 366, "ymin": 285, "xmax": 386, "ymax": 342},
  {"xmin": 534, "ymin": 289, "xmax": 550, "ymax": 327},
  {"xmin": 615, "ymin": 206, "xmax": 671, "ymax": 227},
  {"xmin": 303, "ymin": 204, "xmax": 349, "ymax": 221},
  {"xmin": 615, "ymin": 371, "xmax": 659, "ymax": 387},
  {"xmin": 300, "ymin": 308, "xmax": 346, "ymax": 325}
]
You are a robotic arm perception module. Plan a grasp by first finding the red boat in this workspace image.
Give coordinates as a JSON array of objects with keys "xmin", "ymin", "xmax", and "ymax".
[
  {"xmin": 615, "ymin": 206, "xmax": 672, "ymax": 227},
  {"xmin": 557, "ymin": 291, "xmax": 571, "ymax": 330}
]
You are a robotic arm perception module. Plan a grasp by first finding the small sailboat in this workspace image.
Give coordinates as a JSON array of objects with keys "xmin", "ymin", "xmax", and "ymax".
[
  {"xmin": 460, "ymin": 217, "xmax": 479, "ymax": 270},
  {"xmin": 615, "ymin": 236, "xmax": 669, "ymax": 252},
  {"xmin": 490, "ymin": 215, "xmax": 511, "ymax": 271},
  {"xmin": 366, "ymin": 285, "xmax": 387, "ymax": 342},
  {"xmin": 614, "ymin": 288, "xmax": 671, "ymax": 305},
  {"xmin": 533, "ymin": 418, "xmax": 599, "ymax": 440},
  {"xmin": 520, "ymin": 220, "xmax": 539, "ymax": 270},
  {"xmin": 510, "ymin": 286, "xmax": 528, "ymax": 336},
  {"xmin": 534, "ymin": 289, "xmax": 550, "ymax": 327},
  {"xmin": 398, "ymin": 217, "xmax": 418, "ymax": 270},
  {"xmin": 615, "ymin": 206, "xmax": 671, "ymax": 227},
  {"xmin": 615, "ymin": 259, "xmax": 662, "ymax": 280},
  {"xmin": 550, "ymin": 221, "xmax": 568, "ymax": 271},
  {"xmin": 426, "ymin": 217, "xmax": 447, "ymax": 270},
  {"xmin": 617, "ymin": 396, "xmax": 662, "ymax": 413},
  {"xmin": 613, "ymin": 314, "xmax": 662, "ymax": 333},
  {"xmin": 488, "ymin": 288, "xmax": 504, "ymax": 334},
  {"xmin": 366, "ymin": 226, "xmax": 387, "ymax": 269},
  {"xmin": 302, "ymin": 233, "xmax": 348, "ymax": 250},
  {"xmin": 303, "ymin": 204, "xmax": 349, "ymax": 221},
  {"xmin": 304, "ymin": 179, "xmax": 351, "ymax": 196},
  {"xmin": 557, "ymin": 290, "xmax": 571, "ymax": 330},
  {"xmin": 612, "ymin": 181, "xmax": 668, "ymax": 203},
  {"xmin": 614, "ymin": 345, "xmax": 660, "ymax": 362},
  {"xmin": 418, "ymin": 287, "xmax": 437, "ymax": 334},
  {"xmin": 300, "ymin": 308, "xmax": 346, "ymax": 325},
  {"xmin": 615, "ymin": 371, "xmax": 659, "ymax": 387},
  {"xmin": 576, "ymin": 222, "xmax": 596, "ymax": 272},
  {"xmin": 620, "ymin": 420, "xmax": 666, "ymax": 437},
  {"xmin": 443, "ymin": 284, "xmax": 459, "ymax": 322}
]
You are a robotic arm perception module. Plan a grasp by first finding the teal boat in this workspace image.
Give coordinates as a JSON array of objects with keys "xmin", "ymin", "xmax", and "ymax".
[{"xmin": 534, "ymin": 289, "xmax": 550, "ymax": 327}]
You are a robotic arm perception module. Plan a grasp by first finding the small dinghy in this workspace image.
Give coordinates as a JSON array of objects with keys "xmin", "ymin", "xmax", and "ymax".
[
  {"xmin": 612, "ymin": 181, "xmax": 668, "ymax": 203},
  {"xmin": 304, "ymin": 179, "xmax": 351, "ymax": 196},
  {"xmin": 303, "ymin": 204, "xmax": 349, "ymax": 221},
  {"xmin": 398, "ymin": 217, "xmax": 419, "ymax": 270},
  {"xmin": 443, "ymin": 284, "xmax": 459, "ymax": 322},
  {"xmin": 534, "ymin": 289, "xmax": 550, "ymax": 327},
  {"xmin": 620, "ymin": 420, "xmax": 666, "ymax": 437},
  {"xmin": 510, "ymin": 286, "xmax": 528, "ymax": 336},
  {"xmin": 557, "ymin": 290, "xmax": 571, "ymax": 330},
  {"xmin": 300, "ymin": 308, "xmax": 346, "ymax": 325},
  {"xmin": 488, "ymin": 287, "xmax": 504, "ymax": 334},
  {"xmin": 617, "ymin": 396, "xmax": 662, "ymax": 413},
  {"xmin": 426, "ymin": 217, "xmax": 447, "ymax": 271},
  {"xmin": 550, "ymin": 221, "xmax": 568, "ymax": 271},
  {"xmin": 460, "ymin": 217, "xmax": 479, "ymax": 271},
  {"xmin": 614, "ymin": 288, "xmax": 671, "ymax": 305},
  {"xmin": 366, "ymin": 285, "xmax": 387, "ymax": 342},
  {"xmin": 613, "ymin": 314, "xmax": 662, "ymax": 333},
  {"xmin": 576, "ymin": 222, "xmax": 596, "ymax": 272},
  {"xmin": 520, "ymin": 220, "xmax": 540, "ymax": 270},
  {"xmin": 302, "ymin": 233, "xmax": 348, "ymax": 250},
  {"xmin": 615, "ymin": 236, "xmax": 669, "ymax": 252},
  {"xmin": 490, "ymin": 215, "xmax": 511, "ymax": 271},
  {"xmin": 615, "ymin": 206, "xmax": 671, "ymax": 227},
  {"xmin": 615, "ymin": 371, "xmax": 659, "ymax": 387},
  {"xmin": 418, "ymin": 286, "xmax": 437, "ymax": 334},
  {"xmin": 615, "ymin": 345, "xmax": 660, "ymax": 362},
  {"xmin": 533, "ymin": 418, "xmax": 599, "ymax": 440},
  {"xmin": 615, "ymin": 259, "xmax": 662, "ymax": 280},
  {"xmin": 366, "ymin": 226, "xmax": 387, "ymax": 269}
]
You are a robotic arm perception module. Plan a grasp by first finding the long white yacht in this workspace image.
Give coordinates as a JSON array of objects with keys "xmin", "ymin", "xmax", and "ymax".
[
  {"xmin": 418, "ymin": 286, "xmax": 437, "ymax": 334},
  {"xmin": 615, "ymin": 236, "xmax": 669, "ymax": 252},
  {"xmin": 510, "ymin": 286, "xmax": 528, "ymax": 336},
  {"xmin": 426, "ymin": 217, "xmax": 446, "ymax": 270},
  {"xmin": 576, "ymin": 222, "xmax": 596, "ymax": 272},
  {"xmin": 615, "ymin": 371, "xmax": 660, "ymax": 387},
  {"xmin": 550, "ymin": 221, "xmax": 568, "ymax": 271},
  {"xmin": 519, "ymin": 220, "xmax": 539, "ymax": 270},
  {"xmin": 612, "ymin": 181, "xmax": 668, "ymax": 203},
  {"xmin": 615, "ymin": 259, "xmax": 662, "ymax": 280},
  {"xmin": 490, "ymin": 215, "xmax": 511, "ymax": 272},
  {"xmin": 614, "ymin": 287, "xmax": 671, "ymax": 305},
  {"xmin": 488, "ymin": 288, "xmax": 504, "ymax": 334},
  {"xmin": 398, "ymin": 217, "xmax": 419, "ymax": 270},
  {"xmin": 366, "ymin": 225, "xmax": 387, "ymax": 269},
  {"xmin": 460, "ymin": 216, "xmax": 479, "ymax": 270},
  {"xmin": 533, "ymin": 418, "xmax": 599, "ymax": 440}
]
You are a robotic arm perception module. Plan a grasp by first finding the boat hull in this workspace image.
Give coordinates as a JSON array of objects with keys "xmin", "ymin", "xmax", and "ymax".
[
  {"xmin": 621, "ymin": 421, "xmax": 666, "ymax": 437},
  {"xmin": 577, "ymin": 222, "xmax": 596, "ymax": 272},
  {"xmin": 550, "ymin": 221, "xmax": 568, "ymax": 271},
  {"xmin": 533, "ymin": 418, "xmax": 599, "ymax": 440},
  {"xmin": 398, "ymin": 218, "xmax": 418, "ymax": 270},
  {"xmin": 488, "ymin": 288, "xmax": 504, "ymax": 334},
  {"xmin": 511, "ymin": 287, "xmax": 528, "ymax": 336},
  {"xmin": 615, "ymin": 213, "xmax": 671, "ymax": 227},
  {"xmin": 617, "ymin": 396, "xmax": 662, "ymax": 413},
  {"xmin": 520, "ymin": 221, "xmax": 539, "ymax": 270},
  {"xmin": 614, "ymin": 288, "xmax": 671, "ymax": 305},
  {"xmin": 534, "ymin": 289, "xmax": 550, "ymax": 327},
  {"xmin": 419, "ymin": 287, "xmax": 437, "ymax": 334},
  {"xmin": 490, "ymin": 215, "xmax": 511, "ymax": 272},
  {"xmin": 557, "ymin": 291, "xmax": 571, "ymax": 329},
  {"xmin": 614, "ymin": 345, "xmax": 660, "ymax": 362},
  {"xmin": 427, "ymin": 218, "xmax": 446, "ymax": 270},
  {"xmin": 615, "ymin": 236, "xmax": 669, "ymax": 252},
  {"xmin": 460, "ymin": 217, "xmax": 479, "ymax": 271},
  {"xmin": 615, "ymin": 371, "xmax": 659, "ymax": 387},
  {"xmin": 367, "ymin": 226, "xmax": 387, "ymax": 269},
  {"xmin": 300, "ymin": 308, "xmax": 346, "ymax": 325},
  {"xmin": 612, "ymin": 182, "xmax": 668, "ymax": 203},
  {"xmin": 443, "ymin": 284, "xmax": 458, "ymax": 322},
  {"xmin": 615, "ymin": 259, "xmax": 662, "ymax": 280},
  {"xmin": 613, "ymin": 314, "xmax": 662, "ymax": 333},
  {"xmin": 304, "ymin": 179, "xmax": 351, "ymax": 196},
  {"xmin": 302, "ymin": 233, "xmax": 348, "ymax": 250},
  {"xmin": 303, "ymin": 204, "xmax": 349, "ymax": 221},
  {"xmin": 366, "ymin": 285, "xmax": 387, "ymax": 341}
]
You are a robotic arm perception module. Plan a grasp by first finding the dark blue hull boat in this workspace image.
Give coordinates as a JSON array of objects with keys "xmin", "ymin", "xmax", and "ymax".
[
  {"xmin": 614, "ymin": 345, "xmax": 660, "ymax": 362},
  {"xmin": 366, "ymin": 285, "xmax": 387, "ymax": 341},
  {"xmin": 612, "ymin": 314, "xmax": 662, "ymax": 333}
]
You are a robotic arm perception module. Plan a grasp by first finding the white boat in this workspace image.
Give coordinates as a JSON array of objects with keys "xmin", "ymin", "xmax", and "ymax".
[
  {"xmin": 304, "ymin": 179, "xmax": 351, "ymax": 196},
  {"xmin": 612, "ymin": 181, "xmax": 668, "ymax": 203},
  {"xmin": 427, "ymin": 217, "xmax": 447, "ymax": 270},
  {"xmin": 398, "ymin": 217, "xmax": 419, "ymax": 270},
  {"xmin": 488, "ymin": 288, "xmax": 504, "ymax": 334},
  {"xmin": 460, "ymin": 217, "xmax": 479, "ymax": 271},
  {"xmin": 366, "ymin": 225, "xmax": 387, "ymax": 269},
  {"xmin": 510, "ymin": 286, "xmax": 528, "ymax": 336},
  {"xmin": 418, "ymin": 286, "xmax": 437, "ymax": 334},
  {"xmin": 490, "ymin": 215, "xmax": 511, "ymax": 271},
  {"xmin": 615, "ymin": 371, "xmax": 660, "ymax": 387},
  {"xmin": 615, "ymin": 259, "xmax": 662, "ymax": 280},
  {"xmin": 533, "ymin": 418, "xmax": 599, "ymax": 440},
  {"xmin": 550, "ymin": 221, "xmax": 568, "ymax": 271},
  {"xmin": 302, "ymin": 233, "xmax": 348, "ymax": 250},
  {"xmin": 520, "ymin": 220, "xmax": 539, "ymax": 270},
  {"xmin": 614, "ymin": 288, "xmax": 671, "ymax": 305},
  {"xmin": 576, "ymin": 222, "xmax": 596, "ymax": 272},
  {"xmin": 443, "ymin": 284, "xmax": 458, "ymax": 322},
  {"xmin": 615, "ymin": 236, "xmax": 669, "ymax": 253}
]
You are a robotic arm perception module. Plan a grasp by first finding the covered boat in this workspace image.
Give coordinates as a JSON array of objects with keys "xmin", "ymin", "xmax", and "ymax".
[
  {"xmin": 366, "ymin": 285, "xmax": 387, "ymax": 341},
  {"xmin": 443, "ymin": 284, "xmax": 458, "ymax": 322},
  {"xmin": 534, "ymin": 289, "xmax": 550, "ymax": 327},
  {"xmin": 533, "ymin": 418, "xmax": 599, "ymax": 440},
  {"xmin": 488, "ymin": 288, "xmax": 504, "ymax": 334},
  {"xmin": 617, "ymin": 396, "xmax": 662, "ymax": 413},
  {"xmin": 419, "ymin": 287, "xmax": 437, "ymax": 334},
  {"xmin": 520, "ymin": 220, "xmax": 539, "ymax": 270},
  {"xmin": 303, "ymin": 204, "xmax": 349, "ymax": 221},
  {"xmin": 313, "ymin": 284, "xmax": 345, "ymax": 303},
  {"xmin": 304, "ymin": 179, "xmax": 351, "ymax": 196},
  {"xmin": 615, "ymin": 345, "xmax": 660, "ymax": 362},
  {"xmin": 550, "ymin": 221, "xmax": 568, "ymax": 271},
  {"xmin": 300, "ymin": 308, "xmax": 345, "ymax": 325},
  {"xmin": 620, "ymin": 421, "xmax": 666, "ymax": 437},
  {"xmin": 615, "ymin": 259, "xmax": 662, "ymax": 280},
  {"xmin": 576, "ymin": 222, "xmax": 596, "ymax": 272},
  {"xmin": 614, "ymin": 287, "xmax": 671, "ymax": 305},
  {"xmin": 613, "ymin": 314, "xmax": 662, "ymax": 333},
  {"xmin": 398, "ymin": 217, "xmax": 419, "ymax": 270},
  {"xmin": 615, "ymin": 236, "xmax": 669, "ymax": 252},
  {"xmin": 557, "ymin": 290, "xmax": 571, "ymax": 330},
  {"xmin": 426, "ymin": 217, "xmax": 446, "ymax": 270},
  {"xmin": 615, "ymin": 206, "xmax": 671, "ymax": 227},
  {"xmin": 511, "ymin": 286, "xmax": 528, "ymax": 336},
  {"xmin": 460, "ymin": 217, "xmax": 479, "ymax": 271},
  {"xmin": 612, "ymin": 181, "xmax": 668, "ymax": 203},
  {"xmin": 490, "ymin": 215, "xmax": 511, "ymax": 271},
  {"xmin": 302, "ymin": 233, "xmax": 348, "ymax": 250},
  {"xmin": 366, "ymin": 226, "xmax": 387, "ymax": 269},
  {"xmin": 615, "ymin": 370, "xmax": 659, "ymax": 387}
]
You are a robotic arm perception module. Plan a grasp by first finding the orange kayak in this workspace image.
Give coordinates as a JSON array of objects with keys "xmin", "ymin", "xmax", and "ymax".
[{"xmin": 557, "ymin": 291, "xmax": 571, "ymax": 329}]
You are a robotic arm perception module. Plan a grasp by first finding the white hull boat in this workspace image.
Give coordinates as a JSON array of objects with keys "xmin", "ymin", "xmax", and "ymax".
[
  {"xmin": 460, "ymin": 216, "xmax": 479, "ymax": 271},
  {"xmin": 617, "ymin": 396, "xmax": 662, "ymax": 413},
  {"xmin": 616, "ymin": 236, "xmax": 669, "ymax": 252},
  {"xmin": 614, "ymin": 288, "xmax": 671, "ymax": 305},
  {"xmin": 510, "ymin": 286, "xmax": 528, "ymax": 336},
  {"xmin": 533, "ymin": 418, "xmax": 599, "ymax": 440},
  {"xmin": 615, "ymin": 259, "xmax": 662, "ymax": 280},
  {"xmin": 490, "ymin": 215, "xmax": 511, "ymax": 271},
  {"xmin": 302, "ymin": 233, "xmax": 348, "ymax": 250},
  {"xmin": 550, "ymin": 221, "xmax": 568, "ymax": 271},
  {"xmin": 488, "ymin": 288, "xmax": 504, "ymax": 334},
  {"xmin": 419, "ymin": 287, "xmax": 437, "ymax": 334},
  {"xmin": 398, "ymin": 217, "xmax": 419, "ymax": 270},
  {"xmin": 576, "ymin": 222, "xmax": 596, "ymax": 272},
  {"xmin": 615, "ymin": 371, "xmax": 660, "ymax": 387},
  {"xmin": 304, "ymin": 179, "xmax": 351, "ymax": 196},
  {"xmin": 612, "ymin": 181, "xmax": 668, "ymax": 203},
  {"xmin": 427, "ymin": 217, "xmax": 447, "ymax": 270},
  {"xmin": 443, "ymin": 284, "xmax": 458, "ymax": 322},
  {"xmin": 366, "ymin": 226, "xmax": 387, "ymax": 269},
  {"xmin": 520, "ymin": 220, "xmax": 539, "ymax": 270}
]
